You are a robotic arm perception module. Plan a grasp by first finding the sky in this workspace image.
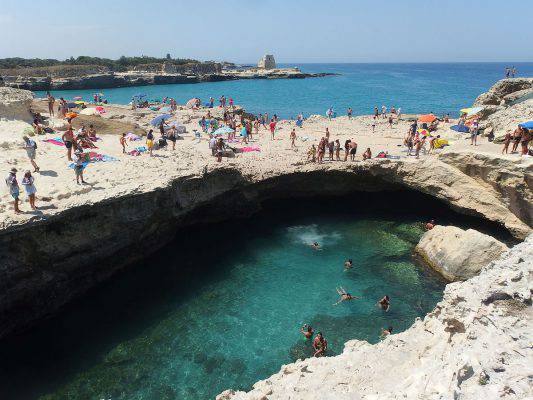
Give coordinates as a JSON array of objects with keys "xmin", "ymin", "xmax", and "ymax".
[{"xmin": 1, "ymin": 0, "xmax": 532, "ymax": 63}]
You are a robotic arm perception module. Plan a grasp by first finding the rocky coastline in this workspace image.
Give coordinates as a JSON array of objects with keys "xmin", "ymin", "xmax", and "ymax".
[
  {"xmin": 1, "ymin": 68, "xmax": 334, "ymax": 91},
  {"xmin": 0, "ymin": 80, "xmax": 531, "ymax": 399}
]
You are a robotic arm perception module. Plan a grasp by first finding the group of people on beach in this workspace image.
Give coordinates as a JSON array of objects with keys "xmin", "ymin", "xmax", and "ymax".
[{"xmin": 502, "ymin": 125, "xmax": 531, "ymax": 155}]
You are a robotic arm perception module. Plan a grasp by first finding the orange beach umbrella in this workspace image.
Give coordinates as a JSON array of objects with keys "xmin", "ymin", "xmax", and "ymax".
[
  {"xmin": 418, "ymin": 114, "xmax": 436, "ymax": 123},
  {"xmin": 65, "ymin": 112, "xmax": 78, "ymax": 119}
]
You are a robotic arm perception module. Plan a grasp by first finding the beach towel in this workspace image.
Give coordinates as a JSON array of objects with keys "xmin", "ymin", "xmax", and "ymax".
[
  {"xmin": 43, "ymin": 138, "xmax": 65, "ymax": 146},
  {"xmin": 238, "ymin": 146, "xmax": 260, "ymax": 153},
  {"xmin": 125, "ymin": 132, "xmax": 142, "ymax": 141},
  {"xmin": 434, "ymin": 138, "xmax": 449, "ymax": 149}
]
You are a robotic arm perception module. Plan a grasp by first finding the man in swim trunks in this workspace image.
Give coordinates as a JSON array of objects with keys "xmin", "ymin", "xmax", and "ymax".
[
  {"xmin": 344, "ymin": 259, "xmax": 353, "ymax": 269},
  {"xmin": 349, "ymin": 141, "xmax": 357, "ymax": 161},
  {"xmin": 313, "ymin": 332, "xmax": 327, "ymax": 357},
  {"xmin": 333, "ymin": 287, "xmax": 360, "ymax": 305},
  {"xmin": 301, "ymin": 324, "xmax": 314, "ymax": 339}
]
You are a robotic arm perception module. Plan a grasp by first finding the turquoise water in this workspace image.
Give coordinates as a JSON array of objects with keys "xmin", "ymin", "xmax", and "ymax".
[
  {"xmin": 0, "ymin": 194, "xmax": 449, "ymax": 400},
  {"xmin": 35, "ymin": 62, "xmax": 533, "ymax": 119}
]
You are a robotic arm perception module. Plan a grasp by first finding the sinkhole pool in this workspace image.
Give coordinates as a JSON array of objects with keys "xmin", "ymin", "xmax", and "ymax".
[{"xmin": 0, "ymin": 193, "xmax": 458, "ymax": 400}]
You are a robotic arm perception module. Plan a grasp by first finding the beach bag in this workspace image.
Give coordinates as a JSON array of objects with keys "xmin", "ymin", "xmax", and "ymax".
[{"xmin": 29, "ymin": 139, "xmax": 37, "ymax": 149}]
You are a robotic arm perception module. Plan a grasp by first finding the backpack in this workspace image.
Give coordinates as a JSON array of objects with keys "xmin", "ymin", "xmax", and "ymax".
[{"xmin": 29, "ymin": 139, "xmax": 37, "ymax": 149}]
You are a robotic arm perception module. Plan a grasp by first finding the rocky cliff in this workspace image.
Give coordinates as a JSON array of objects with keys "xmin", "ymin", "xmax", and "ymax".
[
  {"xmin": 218, "ymin": 235, "xmax": 532, "ymax": 400},
  {"xmin": 0, "ymin": 87, "xmax": 33, "ymax": 122},
  {"xmin": 474, "ymin": 78, "xmax": 533, "ymax": 140},
  {"xmin": 1, "ymin": 67, "xmax": 333, "ymax": 91}
]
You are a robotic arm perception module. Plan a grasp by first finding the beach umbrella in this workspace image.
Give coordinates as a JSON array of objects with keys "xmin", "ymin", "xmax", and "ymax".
[
  {"xmin": 417, "ymin": 128, "xmax": 430, "ymax": 136},
  {"xmin": 450, "ymin": 124, "xmax": 470, "ymax": 133},
  {"xmin": 466, "ymin": 106, "xmax": 483, "ymax": 117},
  {"xmin": 151, "ymin": 114, "xmax": 172, "ymax": 126},
  {"xmin": 80, "ymin": 108, "xmax": 100, "ymax": 116},
  {"xmin": 213, "ymin": 126, "xmax": 235, "ymax": 136},
  {"xmin": 66, "ymin": 102, "xmax": 78, "ymax": 108},
  {"xmin": 519, "ymin": 121, "xmax": 533, "ymax": 130},
  {"xmin": 418, "ymin": 114, "xmax": 436, "ymax": 123},
  {"xmin": 74, "ymin": 101, "xmax": 86, "ymax": 105},
  {"xmin": 65, "ymin": 112, "xmax": 78, "ymax": 119},
  {"xmin": 460, "ymin": 108, "xmax": 471, "ymax": 114}
]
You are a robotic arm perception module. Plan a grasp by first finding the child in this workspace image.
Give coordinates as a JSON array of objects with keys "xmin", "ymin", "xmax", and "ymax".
[
  {"xmin": 307, "ymin": 144, "xmax": 316, "ymax": 163},
  {"xmin": 146, "ymin": 129, "xmax": 154, "ymax": 157},
  {"xmin": 120, "ymin": 133, "xmax": 127, "ymax": 154}
]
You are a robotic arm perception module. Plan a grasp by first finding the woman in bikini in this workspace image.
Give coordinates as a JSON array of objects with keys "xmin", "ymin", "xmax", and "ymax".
[
  {"xmin": 334, "ymin": 287, "xmax": 360, "ymax": 305},
  {"xmin": 301, "ymin": 324, "xmax": 314, "ymax": 339}
]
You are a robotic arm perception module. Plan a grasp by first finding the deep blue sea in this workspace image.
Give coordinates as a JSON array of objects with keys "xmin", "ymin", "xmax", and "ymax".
[{"xmin": 35, "ymin": 62, "xmax": 533, "ymax": 119}]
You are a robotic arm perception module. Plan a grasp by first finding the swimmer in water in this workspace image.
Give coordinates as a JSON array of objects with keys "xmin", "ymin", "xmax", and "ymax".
[
  {"xmin": 425, "ymin": 219, "xmax": 435, "ymax": 230},
  {"xmin": 311, "ymin": 242, "xmax": 321, "ymax": 250},
  {"xmin": 333, "ymin": 287, "xmax": 360, "ymax": 305},
  {"xmin": 344, "ymin": 259, "xmax": 353, "ymax": 269},
  {"xmin": 378, "ymin": 295, "xmax": 390, "ymax": 312},
  {"xmin": 313, "ymin": 332, "xmax": 327, "ymax": 357},
  {"xmin": 380, "ymin": 326, "xmax": 393, "ymax": 339},
  {"xmin": 301, "ymin": 324, "xmax": 314, "ymax": 339}
]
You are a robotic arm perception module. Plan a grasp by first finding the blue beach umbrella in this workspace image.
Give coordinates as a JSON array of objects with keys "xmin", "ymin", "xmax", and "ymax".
[
  {"xmin": 518, "ymin": 121, "xmax": 533, "ymax": 130},
  {"xmin": 450, "ymin": 124, "xmax": 470, "ymax": 133},
  {"xmin": 151, "ymin": 114, "xmax": 172, "ymax": 126},
  {"xmin": 66, "ymin": 102, "xmax": 77, "ymax": 108},
  {"xmin": 213, "ymin": 126, "xmax": 235, "ymax": 136}
]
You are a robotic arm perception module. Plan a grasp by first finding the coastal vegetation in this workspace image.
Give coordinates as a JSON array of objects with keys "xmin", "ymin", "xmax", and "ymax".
[{"xmin": 0, "ymin": 55, "xmax": 199, "ymax": 71}]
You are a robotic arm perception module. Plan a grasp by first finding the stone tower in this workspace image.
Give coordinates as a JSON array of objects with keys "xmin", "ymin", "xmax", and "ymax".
[{"xmin": 258, "ymin": 55, "xmax": 276, "ymax": 69}]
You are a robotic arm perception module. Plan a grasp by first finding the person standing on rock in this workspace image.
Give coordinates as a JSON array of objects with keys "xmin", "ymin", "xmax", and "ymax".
[
  {"xmin": 22, "ymin": 136, "xmax": 39, "ymax": 172},
  {"xmin": 21, "ymin": 171, "xmax": 37, "ymax": 210},
  {"xmin": 120, "ymin": 133, "xmax": 128, "ymax": 154},
  {"xmin": 5, "ymin": 168, "xmax": 21, "ymax": 214},
  {"xmin": 511, "ymin": 126, "xmax": 523, "ymax": 153},
  {"xmin": 269, "ymin": 118, "xmax": 276, "ymax": 140},
  {"xmin": 73, "ymin": 150, "xmax": 86, "ymax": 184},
  {"xmin": 62, "ymin": 126, "xmax": 75, "ymax": 161},
  {"xmin": 46, "ymin": 91, "xmax": 55, "ymax": 117},
  {"xmin": 334, "ymin": 139, "xmax": 341, "ymax": 161},
  {"xmin": 502, "ymin": 131, "xmax": 512, "ymax": 154},
  {"xmin": 313, "ymin": 332, "xmax": 327, "ymax": 357},
  {"xmin": 505, "ymin": 66, "xmax": 510, "ymax": 78},
  {"xmin": 347, "ymin": 107, "xmax": 353, "ymax": 120},
  {"xmin": 521, "ymin": 128, "xmax": 531, "ymax": 156},
  {"xmin": 290, "ymin": 128, "xmax": 296, "ymax": 149},
  {"xmin": 512, "ymin": 66, "xmax": 516, "ymax": 78},
  {"xmin": 470, "ymin": 120, "xmax": 479, "ymax": 146},
  {"xmin": 349, "ymin": 140, "xmax": 358, "ymax": 161}
]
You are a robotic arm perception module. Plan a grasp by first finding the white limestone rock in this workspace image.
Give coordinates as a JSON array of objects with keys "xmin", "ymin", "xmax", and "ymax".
[{"xmin": 415, "ymin": 225, "xmax": 509, "ymax": 281}]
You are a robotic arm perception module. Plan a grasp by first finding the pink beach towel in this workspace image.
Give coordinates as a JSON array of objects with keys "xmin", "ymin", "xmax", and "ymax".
[
  {"xmin": 43, "ymin": 138, "xmax": 65, "ymax": 146},
  {"xmin": 239, "ymin": 146, "xmax": 260, "ymax": 152}
]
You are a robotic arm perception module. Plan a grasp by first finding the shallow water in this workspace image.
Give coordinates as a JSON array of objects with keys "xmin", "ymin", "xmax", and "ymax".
[
  {"xmin": 34, "ymin": 62, "xmax": 533, "ymax": 119},
  {"xmin": 0, "ymin": 196, "xmax": 452, "ymax": 400}
]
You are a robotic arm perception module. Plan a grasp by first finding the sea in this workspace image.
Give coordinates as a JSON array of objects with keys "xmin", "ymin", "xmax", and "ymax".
[{"xmin": 35, "ymin": 62, "xmax": 533, "ymax": 119}]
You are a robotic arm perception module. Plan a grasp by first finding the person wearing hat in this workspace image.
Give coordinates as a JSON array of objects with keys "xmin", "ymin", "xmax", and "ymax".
[
  {"xmin": 5, "ymin": 168, "xmax": 21, "ymax": 213},
  {"xmin": 22, "ymin": 135, "xmax": 39, "ymax": 172}
]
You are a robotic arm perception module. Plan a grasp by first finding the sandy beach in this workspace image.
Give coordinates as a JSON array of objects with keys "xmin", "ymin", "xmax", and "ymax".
[{"xmin": 0, "ymin": 98, "xmax": 529, "ymax": 228}]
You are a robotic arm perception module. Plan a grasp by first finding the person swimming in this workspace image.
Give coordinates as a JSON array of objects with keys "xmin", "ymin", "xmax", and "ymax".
[
  {"xmin": 378, "ymin": 295, "xmax": 390, "ymax": 311},
  {"xmin": 425, "ymin": 219, "xmax": 435, "ymax": 230},
  {"xmin": 380, "ymin": 326, "xmax": 393, "ymax": 339},
  {"xmin": 344, "ymin": 259, "xmax": 353, "ymax": 269},
  {"xmin": 333, "ymin": 287, "xmax": 360, "ymax": 305},
  {"xmin": 313, "ymin": 332, "xmax": 327, "ymax": 357},
  {"xmin": 301, "ymin": 324, "xmax": 314, "ymax": 339},
  {"xmin": 311, "ymin": 242, "xmax": 321, "ymax": 250}
]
